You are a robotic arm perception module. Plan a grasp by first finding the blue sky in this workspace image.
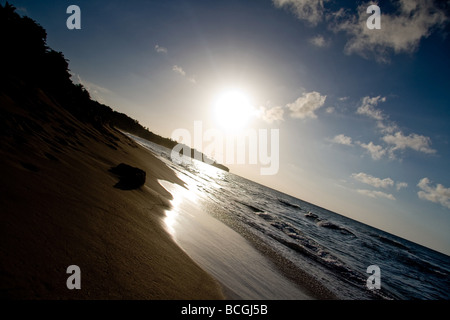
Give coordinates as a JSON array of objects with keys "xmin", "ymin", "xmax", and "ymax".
[{"xmin": 7, "ymin": 0, "xmax": 450, "ymax": 255}]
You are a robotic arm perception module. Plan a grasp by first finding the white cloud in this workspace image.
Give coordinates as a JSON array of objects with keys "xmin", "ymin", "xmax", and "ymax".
[
  {"xmin": 273, "ymin": 0, "xmax": 328, "ymax": 26},
  {"xmin": 155, "ymin": 44, "xmax": 168, "ymax": 54},
  {"xmin": 377, "ymin": 120, "xmax": 398, "ymax": 134},
  {"xmin": 352, "ymin": 172, "xmax": 394, "ymax": 189},
  {"xmin": 172, "ymin": 65, "xmax": 186, "ymax": 76},
  {"xmin": 396, "ymin": 182, "xmax": 408, "ymax": 191},
  {"xmin": 310, "ymin": 35, "xmax": 329, "ymax": 47},
  {"xmin": 286, "ymin": 91, "xmax": 326, "ymax": 119},
  {"xmin": 325, "ymin": 106, "xmax": 335, "ymax": 113},
  {"xmin": 356, "ymin": 96, "xmax": 386, "ymax": 120},
  {"xmin": 351, "ymin": 173, "xmax": 407, "ymax": 194},
  {"xmin": 258, "ymin": 106, "xmax": 284, "ymax": 124},
  {"xmin": 417, "ymin": 178, "xmax": 450, "ymax": 209},
  {"xmin": 188, "ymin": 76, "xmax": 197, "ymax": 84},
  {"xmin": 355, "ymin": 95, "xmax": 435, "ymax": 157},
  {"xmin": 358, "ymin": 141, "xmax": 386, "ymax": 160},
  {"xmin": 357, "ymin": 189, "xmax": 396, "ymax": 200},
  {"xmin": 383, "ymin": 131, "xmax": 436, "ymax": 155},
  {"xmin": 274, "ymin": 0, "xmax": 449, "ymax": 62},
  {"xmin": 331, "ymin": 134, "xmax": 353, "ymax": 146},
  {"xmin": 334, "ymin": 93, "xmax": 437, "ymax": 161},
  {"xmin": 333, "ymin": 0, "xmax": 449, "ymax": 63},
  {"xmin": 172, "ymin": 65, "xmax": 197, "ymax": 85}
]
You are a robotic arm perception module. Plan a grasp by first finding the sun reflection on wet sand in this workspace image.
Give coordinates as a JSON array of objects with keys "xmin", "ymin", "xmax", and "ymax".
[
  {"xmin": 157, "ymin": 178, "xmax": 311, "ymax": 300},
  {"xmin": 159, "ymin": 179, "xmax": 197, "ymax": 238}
]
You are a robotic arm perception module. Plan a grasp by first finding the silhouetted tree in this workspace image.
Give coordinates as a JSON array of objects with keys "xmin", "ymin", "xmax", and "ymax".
[{"xmin": 0, "ymin": 2, "xmax": 229, "ymax": 172}]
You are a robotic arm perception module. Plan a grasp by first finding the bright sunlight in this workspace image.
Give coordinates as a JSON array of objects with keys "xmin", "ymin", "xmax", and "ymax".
[{"xmin": 213, "ymin": 89, "xmax": 255, "ymax": 132}]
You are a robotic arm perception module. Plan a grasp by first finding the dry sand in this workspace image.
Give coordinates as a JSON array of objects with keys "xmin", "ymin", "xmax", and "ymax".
[{"xmin": 0, "ymin": 90, "xmax": 224, "ymax": 299}]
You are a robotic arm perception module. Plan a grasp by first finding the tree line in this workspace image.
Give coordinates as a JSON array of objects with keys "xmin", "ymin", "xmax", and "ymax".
[{"xmin": 0, "ymin": 2, "xmax": 228, "ymax": 172}]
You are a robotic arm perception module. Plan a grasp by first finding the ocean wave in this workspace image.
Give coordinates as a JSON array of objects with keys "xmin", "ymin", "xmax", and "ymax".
[
  {"xmin": 255, "ymin": 211, "xmax": 274, "ymax": 222},
  {"xmin": 235, "ymin": 200, "xmax": 264, "ymax": 213},
  {"xmin": 304, "ymin": 211, "xmax": 321, "ymax": 221},
  {"xmin": 397, "ymin": 252, "xmax": 449, "ymax": 277},
  {"xmin": 373, "ymin": 234, "xmax": 409, "ymax": 250},
  {"xmin": 317, "ymin": 220, "xmax": 355, "ymax": 237},
  {"xmin": 277, "ymin": 198, "xmax": 302, "ymax": 210},
  {"xmin": 267, "ymin": 232, "xmax": 364, "ymax": 286}
]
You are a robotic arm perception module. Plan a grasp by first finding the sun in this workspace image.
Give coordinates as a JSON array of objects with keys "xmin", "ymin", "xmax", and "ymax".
[{"xmin": 213, "ymin": 89, "xmax": 255, "ymax": 132}]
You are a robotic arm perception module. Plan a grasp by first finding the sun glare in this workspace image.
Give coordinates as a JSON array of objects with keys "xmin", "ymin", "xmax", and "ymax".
[{"xmin": 214, "ymin": 89, "xmax": 255, "ymax": 132}]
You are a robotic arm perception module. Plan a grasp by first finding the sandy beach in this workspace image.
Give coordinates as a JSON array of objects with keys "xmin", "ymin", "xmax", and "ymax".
[{"xmin": 0, "ymin": 90, "xmax": 224, "ymax": 299}]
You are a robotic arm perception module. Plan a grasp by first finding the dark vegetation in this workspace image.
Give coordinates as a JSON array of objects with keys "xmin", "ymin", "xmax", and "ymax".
[{"xmin": 0, "ymin": 2, "xmax": 229, "ymax": 172}]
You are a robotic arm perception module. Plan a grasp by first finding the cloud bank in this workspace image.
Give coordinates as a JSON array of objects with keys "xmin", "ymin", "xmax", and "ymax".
[
  {"xmin": 352, "ymin": 172, "xmax": 407, "ymax": 201},
  {"xmin": 331, "ymin": 134, "xmax": 353, "ymax": 146},
  {"xmin": 383, "ymin": 132, "xmax": 436, "ymax": 155},
  {"xmin": 417, "ymin": 178, "xmax": 450, "ymax": 209},
  {"xmin": 274, "ymin": 0, "xmax": 449, "ymax": 63},
  {"xmin": 287, "ymin": 91, "xmax": 327, "ymax": 119},
  {"xmin": 356, "ymin": 96, "xmax": 386, "ymax": 121},
  {"xmin": 357, "ymin": 189, "xmax": 396, "ymax": 200},
  {"xmin": 333, "ymin": 0, "xmax": 449, "ymax": 63},
  {"xmin": 352, "ymin": 172, "xmax": 394, "ymax": 189},
  {"xmin": 258, "ymin": 105, "xmax": 285, "ymax": 124},
  {"xmin": 273, "ymin": 0, "xmax": 328, "ymax": 26}
]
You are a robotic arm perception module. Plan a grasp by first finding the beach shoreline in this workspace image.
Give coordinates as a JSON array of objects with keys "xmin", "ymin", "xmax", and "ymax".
[
  {"xmin": 158, "ymin": 179, "xmax": 316, "ymax": 300},
  {"xmin": 154, "ymin": 166, "xmax": 335, "ymax": 300}
]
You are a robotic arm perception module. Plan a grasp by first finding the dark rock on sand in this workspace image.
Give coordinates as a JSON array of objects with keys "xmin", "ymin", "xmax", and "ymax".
[{"xmin": 110, "ymin": 163, "xmax": 146, "ymax": 190}]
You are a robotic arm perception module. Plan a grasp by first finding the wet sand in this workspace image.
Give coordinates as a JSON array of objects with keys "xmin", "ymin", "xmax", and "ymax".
[{"xmin": 160, "ymin": 180, "xmax": 313, "ymax": 300}]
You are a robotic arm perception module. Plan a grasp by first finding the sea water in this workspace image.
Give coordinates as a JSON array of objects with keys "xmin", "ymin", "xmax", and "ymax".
[{"xmin": 128, "ymin": 133, "xmax": 450, "ymax": 300}]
